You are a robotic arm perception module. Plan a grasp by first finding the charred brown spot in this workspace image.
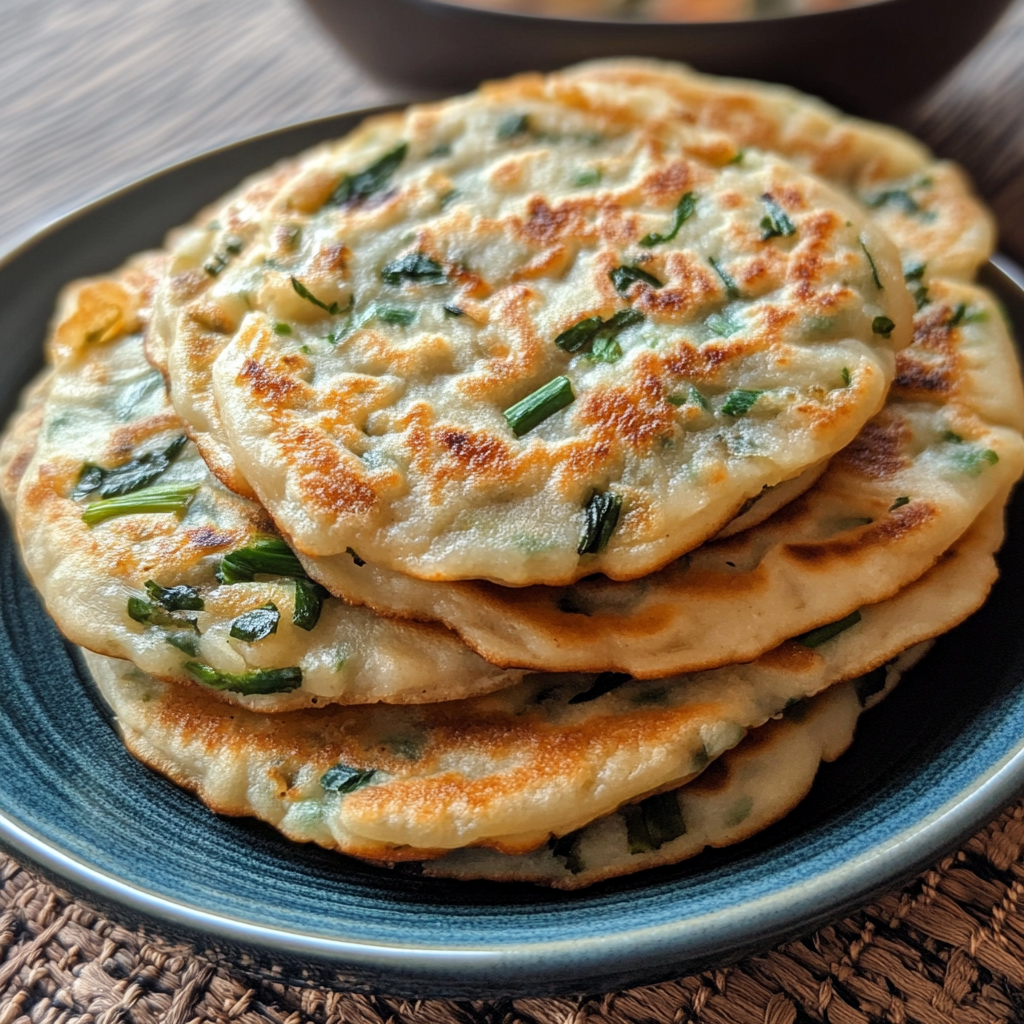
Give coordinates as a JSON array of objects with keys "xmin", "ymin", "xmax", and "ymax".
[
  {"xmin": 639, "ymin": 162, "xmax": 693, "ymax": 204},
  {"xmin": 663, "ymin": 339, "xmax": 742, "ymax": 382},
  {"xmin": 785, "ymin": 501, "xmax": 936, "ymax": 564},
  {"xmin": 575, "ymin": 368, "xmax": 674, "ymax": 452},
  {"xmin": 284, "ymin": 425, "xmax": 378, "ymax": 517},
  {"xmin": 787, "ymin": 211, "xmax": 842, "ymax": 300},
  {"xmin": 185, "ymin": 526, "xmax": 237, "ymax": 551},
  {"xmin": 518, "ymin": 197, "xmax": 577, "ymax": 246},
  {"xmin": 894, "ymin": 354, "xmax": 952, "ymax": 395},
  {"xmin": 168, "ymin": 271, "xmax": 209, "ymax": 303},
  {"xmin": 308, "ymin": 243, "xmax": 351, "ymax": 277},
  {"xmin": 238, "ymin": 357, "xmax": 304, "ymax": 409},
  {"xmin": 436, "ymin": 427, "xmax": 513, "ymax": 475},
  {"xmin": 187, "ymin": 302, "xmax": 236, "ymax": 334},
  {"xmin": 833, "ymin": 415, "xmax": 911, "ymax": 480}
]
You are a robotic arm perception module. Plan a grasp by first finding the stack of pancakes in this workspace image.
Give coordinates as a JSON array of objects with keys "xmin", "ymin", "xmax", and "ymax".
[{"xmin": 3, "ymin": 60, "xmax": 1022, "ymax": 888}]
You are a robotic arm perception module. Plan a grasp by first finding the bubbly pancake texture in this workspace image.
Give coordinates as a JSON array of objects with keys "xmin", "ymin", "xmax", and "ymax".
[
  {"xmin": 304, "ymin": 278, "xmax": 1024, "ymax": 676},
  {"xmin": 153, "ymin": 71, "xmax": 911, "ymax": 585},
  {"xmin": 4, "ymin": 266, "xmax": 524, "ymax": 710},
  {"xmin": 425, "ymin": 645, "xmax": 925, "ymax": 888},
  {"xmin": 84, "ymin": 499, "xmax": 1003, "ymax": 858}
]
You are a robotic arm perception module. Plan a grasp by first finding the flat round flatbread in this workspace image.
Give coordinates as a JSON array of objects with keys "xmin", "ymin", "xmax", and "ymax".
[
  {"xmin": 3, "ymin": 264, "xmax": 523, "ymax": 711},
  {"xmin": 84, "ymin": 496, "xmax": 1004, "ymax": 858},
  {"xmin": 424, "ymin": 643, "xmax": 927, "ymax": 888},
  {"xmin": 152, "ymin": 66, "xmax": 911, "ymax": 586},
  {"xmin": 303, "ymin": 277, "xmax": 1024, "ymax": 676}
]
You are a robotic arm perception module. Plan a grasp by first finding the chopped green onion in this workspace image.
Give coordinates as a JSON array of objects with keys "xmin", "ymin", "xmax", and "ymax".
[
  {"xmin": 889, "ymin": 496, "xmax": 910, "ymax": 511},
  {"xmin": 375, "ymin": 304, "xmax": 416, "ymax": 327},
  {"xmin": 549, "ymin": 829, "xmax": 586, "ymax": 874},
  {"xmin": 73, "ymin": 435, "xmax": 188, "ymax": 501},
  {"xmin": 504, "ymin": 376, "xmax": 575, "ymax": 437},
  {"xmin": 569, "ymin": 671, "xmax": 631, "ymax": 705},
  {"xmin": 573, "ymin": 168, "xmax": 601, "ymax": 188},
  {"xmin": 949, "ymin": 446, "xmax": 999, "ymax": 476},
  {"xmin": 293, "ymin": 577, "xmax": 327, "ymax": 631},
  {"xmin": 203, "ymin": 254, "xmax": 227, "ymax": 277},
  {"xmin": 320, "ymin": 764, "xmax": 377, "ymax": 794},
  {"xmin": 166, "ymin": 632, "xmax": 200, "ymax": 657},
  {"xmin": 223, "ymin": 234, "xmax": 244, "ymax": 254},
  {"xmin": 185, "ymin": 662, "xmax": 302, "ymax": 695},
  {"xmin": 708, "ymin": 257, "xmax": 740, "ymax": 300},
  {"xmin": 291, "ymin": 277, "xmax": 343, "ymax": 316},
  {"xmin": 872, "ymin": 315, "xmax": 895, "ymax": 338},
  {"xmin": 727, "ymin": 148, "xmax": 745, "ymax": 165},
  {"xmin": 865, "ymin": 188, "xmax": 922, "ymax": 214},
  {"xmin": 497, "ymin": 113, "xmax": 530, "ymax": 140},
  {"xmin": 578, "ymin": 491, "xmax": 622, "ymax": 556},
  {"xmin": 556, "ymin": 309, "xmax": 644, "ymax": 361},
  {"xmin": 623, "ymin": 791, "xmax": 686, "ymax": 854},
  {"xmin": 841, "ymin": 367, "xmax": 852, "ymax": 387},
  {"xmin": 947, "ymin": 303, "xmax": 982, "ymax": 328},
  {"xmin": 724, "ymin": 795, "xmax": 754, "ymax": 827},
  {"xmin": 229, "ymin": 602, "xmax": 280, "ymax": 643},
  {"xmin": 127, "ymin": 597, "xmax": 198, "ymax": 632},
  {"xmin": 609, "ymin": 265, "xmax": 663, "ymax": 295},
  {"xmin": 640, "ymin": 192, "xmax": 696, "ymax": 247},
  {"xmin": 217, "ymin": 536, "xmax": 306, "ymax": 584},
  {"xmin": 705, "ymin": 310, "xmax": 741, "ymax": 338},
  {"xmin": 381, "ymin": 252, "xmax": 446, "ymax": 285},
  {"xmin": 82, "ymin": 484, "xmax": 198, "ymax": 526},
  {"xmin": 273, "ymin": 322, "xmax": 292, "ymax": 335},
  {"xmin": 443, "ymin": 304, "xmax": 464, "ymax": 317},
  {"xmin": 854, "ymin": 667, "xmax": 887, "ymax": 707},
  {"xmin": 860, "ymin": 238, "xmax": 882, "ymax": 289},
  {"xmin": 904, "ymin": 261, "xmax": 929, "ymax": 310},
  {"xmin": 145, "ymin": 580, "xmax": 204, "ymax": 611},
  {"xmin": 759, "ymin": 194, "xmax": 796, "ymax": 240},
  {"xmin": 795, "ymin": 610, "xmax": 862, "ymax": 648},
  {"xmin": 329, "ymin": 142, "xmax": 408, "ymax": 206},
  {"xmin": 721, "ymin": 389, "xmax": 764, "ymax": 417}
]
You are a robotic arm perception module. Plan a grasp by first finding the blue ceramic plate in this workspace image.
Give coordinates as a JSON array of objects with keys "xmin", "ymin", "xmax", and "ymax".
[{"xmin": 2, "ymin": 111, "xmax": 1024, "ymax": 999}]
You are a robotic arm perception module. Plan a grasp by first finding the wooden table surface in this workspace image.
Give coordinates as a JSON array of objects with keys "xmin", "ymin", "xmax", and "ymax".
[{"xmin": 1, "ymin": 0, "xmax": 1023, "ymax": 266}]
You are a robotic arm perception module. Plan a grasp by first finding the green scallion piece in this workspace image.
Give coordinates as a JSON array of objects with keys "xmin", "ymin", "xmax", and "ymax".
[
  {"xmin": 291, "ymin": 277, "xmax": 343, "ymax": 316},
  {"xmin": 443, "ymin": 304, "xmax": 464, "ymax": 318},
  {"xmin": 185, "ymin": 662, "xmax": 302, "ymax": 695},
  {"xmin": 708, "ymin": 257, "xmax": 740, "ymax": 299},
  {"xmin": 329, "ymin": 142, "xmax": 408, "ymax": 206},
  {"xmin": 609, "ymin": 265, "xmax": 663, "ymax": 295},
  {"xmin": 720, "ymin": 389, "xmax": 764, "ymax": 417},
  {"xmin": 578, "ymin": 491, "xmax": 622, "ymax": 556},
  {"xmin": 504, "ymin": 376, "xmax": 575, "ymax": 436},
  {"xmin": 549, "ymin": 829, "xmax": 586, "ymax": 874},
  {"xmin": 705, "ymin": 310, "xmax": 740, "ymax": 338},
  {"xmin": 872, "ymin": 315, "xmax": 895, "ymax": 338},
  {"xmin": 82, "ymin": 484, "xmax": 198, "ymax": 526},
  {"xmin": 640, "ymin": 191, "xmax": 696, "ymax": 247},
  {"xmin": 759, "ymin": 194, "xmax": 796, "ymax": 240},
  {"xmin": 127, "ymin": 597, "xmax": 198, "ymax": 632},
  {"xmin": 293, "ymin": 577, "xmax": 327, "ymax": 631},
  {"xmin": 890, "ymin": 496, "xmax": 910, "ymax": 511},
  {"xmin": 569, "ymin": 671, "xmax": 631, "ymax": 705},
  {"xmin": 841, "ymin": 367, "xmax": 852, "ymax": 387},
  {"xmin": 623, "ymin": 791, "xmax": 686, "ymax": 854},
  {"xmin": 573, "ymin": 168, "xmax": 601, "ymax": 188},
  {"xmin": 217, "ymin": 536, "xmax": 306, "ymax": 584},
  {"xmin": 381, "ymin": 252, "xmax": 446, "ymax": 286},
  {"xmin": 497, "ymin": 113, "xmax": 530, "ymax": 140},
  {"xmin": 555, "ymin": 315, "xmax": 604, "ymax": 354},
  {"xmin": 229, "ymin": 602, "xmax": 280, "ymax": 643},
  {"xmin": 166, "ymin": 632, "xmax": 200, "ymax": 657},
  {"xmin": 375, "ymin": 304, "xmax": 416, "ymax": 327},
  {"xmin": 273, "ymin": 322, "xmax": 292, "ymax": 335},
  {"xmin": 795, "ymin": 610, "xmax": 862, "ymax": 648},
  {"xmin": 145, "ymin": 580, "xmax": 204, "ymax": 611},
  {"xmin": 904, "ymin": 261, "xmax": 929, "ymax": 310},
  {"xmin": 865, "ymin": 188, "xmax": 921, "ymax": 214},
  {"xmin": 860, "ymin": 238, "xmax": 882, "ymax": 289},
  {"xmin": 73, "ymin": 435, "xmax": 188, "ymax": 501},
  {"xmin": 320, "ymin": 764, "xmax": 378, "ymax": 794}
]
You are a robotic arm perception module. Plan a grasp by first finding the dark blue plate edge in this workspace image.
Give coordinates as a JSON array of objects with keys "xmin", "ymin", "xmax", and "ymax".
[{"xmin": 0, "ymin": 111, "xmax": 1023, "ymax": 996}]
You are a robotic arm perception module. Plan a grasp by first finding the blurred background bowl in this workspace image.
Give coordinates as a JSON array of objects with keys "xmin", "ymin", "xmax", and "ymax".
[{"xmin": 302, "ymin": 0, "xmax": 1013, "ymax": 116}]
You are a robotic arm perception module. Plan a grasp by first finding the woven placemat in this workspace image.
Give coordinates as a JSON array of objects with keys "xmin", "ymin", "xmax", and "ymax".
[{"xmin": 3, "ymin": 800, "xmax": 1024, "ymax": 1024}]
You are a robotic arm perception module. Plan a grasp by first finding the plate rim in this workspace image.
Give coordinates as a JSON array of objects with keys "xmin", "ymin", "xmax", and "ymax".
[{"xmin": 2, "ymin": 113, "xmax": 1024, "ymax": 994}]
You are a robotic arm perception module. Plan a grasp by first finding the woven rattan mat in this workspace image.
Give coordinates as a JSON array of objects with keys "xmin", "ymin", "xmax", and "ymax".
[{"xmin": 4, "ymin": 801, "xmax": 1024, "ymax": 1024}]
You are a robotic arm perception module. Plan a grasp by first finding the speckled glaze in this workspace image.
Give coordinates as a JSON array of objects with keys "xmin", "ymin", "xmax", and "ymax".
[{"xmin": 2, "ymin": 113, "xmax": 1024, "ymax": 999}]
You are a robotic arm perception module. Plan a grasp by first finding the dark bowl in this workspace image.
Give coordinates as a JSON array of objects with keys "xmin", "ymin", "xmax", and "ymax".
[{"xmin": 302, "ymin": 0, "xmax": 1012, "ymax": 117}]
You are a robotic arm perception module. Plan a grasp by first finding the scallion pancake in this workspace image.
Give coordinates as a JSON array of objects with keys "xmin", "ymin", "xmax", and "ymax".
[
  {"xmin": 82, "ymin": 496, "xmax": 1004, "ymax": 858},
  {"xmin": 152, "ymin": 64, "xmax": 911, "ymax": 586},
  {"xmin": 2, "ymin": 263, "xmax": 524, "ymax": 711}
]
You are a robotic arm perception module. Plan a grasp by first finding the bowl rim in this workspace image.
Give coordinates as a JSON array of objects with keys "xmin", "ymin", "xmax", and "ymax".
[
  {"xmin": 2, "ymin": 109, "xmax": 1024, "ymax": 994},
  {"xmin": 418, "ymin": 0, "xmax": 899, "ymax": 29}
]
